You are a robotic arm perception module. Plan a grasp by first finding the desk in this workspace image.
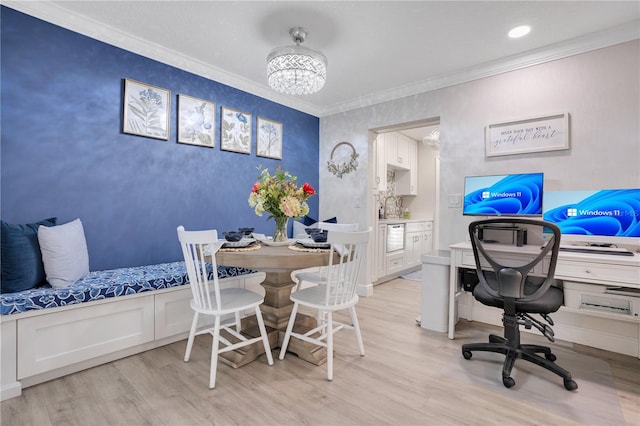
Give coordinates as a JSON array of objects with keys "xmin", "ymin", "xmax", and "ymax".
[
  {"xmin": 215, "ymin": 243, "xmax": 333, "ymax": 366},
  {"xmin": 448, "ymin": 242, "xmax": 640, "ymax": 357}
]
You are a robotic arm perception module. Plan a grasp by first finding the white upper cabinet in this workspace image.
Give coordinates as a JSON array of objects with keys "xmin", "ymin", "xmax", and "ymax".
[
  {"xmin": 375, "ymin": 134, "xmax": 387, "ymax": 191},
  {"xmin": 386, "ymin": 132, "xmax": 410, "ymax": 170},
  {"xmin": 396, "ymin": 138, "xmax": 418, "ymax": 195}
]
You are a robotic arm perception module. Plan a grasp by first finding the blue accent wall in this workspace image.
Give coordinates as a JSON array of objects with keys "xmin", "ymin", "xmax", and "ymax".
[{"xmin": 1, "ymin": 7, "xmax": 319, "ymax": 270}]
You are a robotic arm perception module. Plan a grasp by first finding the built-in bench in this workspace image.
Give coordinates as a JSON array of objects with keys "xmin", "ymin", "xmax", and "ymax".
[{"xmin": 0, "ymin": 261, "xmax": 265, "ymax": 401}]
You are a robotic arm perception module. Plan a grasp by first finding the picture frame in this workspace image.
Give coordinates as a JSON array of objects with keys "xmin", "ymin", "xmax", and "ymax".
[
  {"xmin": 256, "ymin": 116, "xmax": 283, "ymax": 159},
  {"xmin": 485, "ymin": 112, "xmax": 569, "ymax": 157},
  {"xmin": 178, "ymin": 94, "xmax": 215, "ymax": 148},
  {"xmin": 122, "ymin": 78, "xmax": 170, "ymax": 140},
  {"xmin": 220, "ymin": 107, "xmax": 251, "ymax": 154}
]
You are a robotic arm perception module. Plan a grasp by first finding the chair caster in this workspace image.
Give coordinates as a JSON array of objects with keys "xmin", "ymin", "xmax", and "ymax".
[
  {"xmin": 462, "ymin": 350, "xmax": 472, "ymax": 360},
  {"xmin": 545, "ymin": 353, "xmax": 557, "ymax": 362},
  {"xmin": 564, "ymin": 378, "xmax": 578, "ymax": 391},
  {"xmin": 502, "ymin": 376, "xmax": 515, "ymax": 388}
]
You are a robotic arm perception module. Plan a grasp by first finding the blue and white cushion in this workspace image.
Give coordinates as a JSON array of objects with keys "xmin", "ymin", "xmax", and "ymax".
[{"xmin": 0, "ymin": 261, "xmax": 255, "ymax": 315}]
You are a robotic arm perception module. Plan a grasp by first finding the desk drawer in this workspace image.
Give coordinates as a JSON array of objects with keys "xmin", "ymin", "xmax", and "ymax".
[
  {"xmin": 462, "ymin": 252, "xmax": 544, "ymax": 274},
  {"xmin": 556, "ymin": 260, "xmax": 640, "ymax": 286}
]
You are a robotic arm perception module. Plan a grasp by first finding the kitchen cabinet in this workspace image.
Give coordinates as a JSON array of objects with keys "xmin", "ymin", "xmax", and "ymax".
[
  {"xmin": 404, "ymin": 221, "xmax": 433, "ymax": 268},
  {"xmin": 375, "ymin": 134, "xmax": 387, "ymax": 191},
  {"xmin": 396, "ymin": 138, "xmax": 418, "ymax": 195},
  {"xmin": 386, "ymin": 132, "xmax": 410, "ymax": 170},
  {"xmin": 386, "ymin": 252, "xmax": 405, "ymax": 275},
  {"xmin": 421, "ymin": 221, "xmax": 433, "ymax": 254}
]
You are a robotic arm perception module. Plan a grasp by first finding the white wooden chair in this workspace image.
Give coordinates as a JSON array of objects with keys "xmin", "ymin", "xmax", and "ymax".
[
  {"xmin": 279, "ymin": 228, "xmax": 371, "ymax": 381},
  {"xmin": 291, "ymin": 222, "xmax": 359, "ymax": 292},
  {"xmin": 177, "ymin": 226, "xmax": 273, "ymax": 389}
]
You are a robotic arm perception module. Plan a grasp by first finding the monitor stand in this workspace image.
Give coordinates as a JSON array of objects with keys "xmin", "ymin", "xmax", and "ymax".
[{"xmin": 477, "ymin": 225, "xmax": 527, "ymax": 247}]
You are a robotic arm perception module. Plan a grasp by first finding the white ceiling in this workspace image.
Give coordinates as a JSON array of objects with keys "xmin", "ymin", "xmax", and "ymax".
[{"xmin": 5, "ymin": 1, "xmax": 640, "ymax": 121}]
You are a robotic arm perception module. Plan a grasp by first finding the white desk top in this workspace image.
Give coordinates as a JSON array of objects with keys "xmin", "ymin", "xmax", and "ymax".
[{"xmin": 449, "ymin": 241, "xmax": 640, "ymax": 267}]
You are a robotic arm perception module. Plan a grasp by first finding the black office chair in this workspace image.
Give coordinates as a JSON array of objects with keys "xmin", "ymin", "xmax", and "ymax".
[{"xmin": 461, "ymin": 218, "xmax": 578, "ymax": 391}]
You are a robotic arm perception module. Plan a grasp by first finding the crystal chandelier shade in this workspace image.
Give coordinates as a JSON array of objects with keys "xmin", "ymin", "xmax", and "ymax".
[{"xmin": 267, "ymin": 27, "xmax": 327, "ymax": 95}]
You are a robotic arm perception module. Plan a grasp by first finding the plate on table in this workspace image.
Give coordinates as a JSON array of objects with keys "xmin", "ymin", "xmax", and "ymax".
[
  {"xmin": 296, "ymin": 238, "xmax": 331, "ymax": 249},
  {"xmin": 222, "ymin": 238, "xmax": 256, "ymax": 248}
]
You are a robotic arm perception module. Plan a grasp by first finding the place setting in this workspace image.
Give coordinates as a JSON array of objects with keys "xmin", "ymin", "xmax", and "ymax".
[
  {"xmin": 219, "ymin": 228, "xmax": 260, "ymax": 252},
  {"xmin": 289, "ymin": 228, "xmax": 331, "ymax": 252}
]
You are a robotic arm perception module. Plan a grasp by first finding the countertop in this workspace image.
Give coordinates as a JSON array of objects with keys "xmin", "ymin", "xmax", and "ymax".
[{"xmin": 378, "ymin": 218, "xmax": 433, "ymax": 224}]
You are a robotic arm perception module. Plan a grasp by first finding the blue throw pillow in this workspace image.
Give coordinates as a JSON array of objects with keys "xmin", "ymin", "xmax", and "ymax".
[
  {"xmin": 302, "ymin": 215, "xmax": 337, "ymax": 226},
  {"xmin": 302, "ymin": 215, "xmax": 317, "ymax": 226},
  {"xmin": 1, "ymin": 218, "xmax": 57, "ymax": 293}
]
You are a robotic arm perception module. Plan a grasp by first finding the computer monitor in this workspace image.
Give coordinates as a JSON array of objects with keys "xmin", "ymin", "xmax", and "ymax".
[
  {"xmin": 463, "ymin": 172, "xmax": 544, "ymax": 217},
  {"xmin": 543, "ymin": 188, "xmax": 640, "ymax": 247}
]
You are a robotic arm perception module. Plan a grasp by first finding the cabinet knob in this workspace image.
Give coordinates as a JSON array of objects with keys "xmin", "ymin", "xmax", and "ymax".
[{"xmin": 585, "ymin": 269, "xmax": 591, "ymax": 274}]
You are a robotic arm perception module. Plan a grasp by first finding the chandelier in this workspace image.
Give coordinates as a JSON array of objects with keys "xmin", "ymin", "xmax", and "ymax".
[{"xmin": 267, "ymin": 27, "xmax": 327, "ymax": 95}]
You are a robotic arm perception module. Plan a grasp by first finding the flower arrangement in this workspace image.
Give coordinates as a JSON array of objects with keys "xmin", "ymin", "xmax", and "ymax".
[{"xmin": 248, "ymin": 166, "xmax": 315, "ymax": 241}]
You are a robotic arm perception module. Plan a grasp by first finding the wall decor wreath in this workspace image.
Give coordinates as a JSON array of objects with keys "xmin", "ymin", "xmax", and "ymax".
[{"xmin": 327, "ymin": 141, "xmax": 359, "ymax": 178}]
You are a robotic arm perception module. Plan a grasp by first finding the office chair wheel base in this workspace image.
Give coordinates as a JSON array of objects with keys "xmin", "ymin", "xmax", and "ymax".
[
  {"xmin": 502, "ymin": 376, "xmax": 515, "ymax": 388},
  {"xmin": 563, "ymin": 378, "xmax": 578, "ymax": 391},
  {"xmin": 545, "ymin": 353, "xmax": 557, "ymax": 362},
  {"xmin": 462, "ymin": 350, "xmax": 472, "ymax": 360}
]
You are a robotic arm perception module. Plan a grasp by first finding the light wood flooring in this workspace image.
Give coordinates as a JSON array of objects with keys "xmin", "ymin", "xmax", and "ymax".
[{"xmin": 2, "ymin": 278, "xmax": 638, "ymax": 426}]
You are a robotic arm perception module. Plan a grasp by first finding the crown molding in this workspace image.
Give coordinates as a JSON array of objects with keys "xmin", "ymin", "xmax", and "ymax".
[
  {"xmin": 4, "ymin": 1, "xmax": 638, "ymax": 118},
  {"xmin": 319, "ymin": 20, "xmax": 640, "ymax": 116}
]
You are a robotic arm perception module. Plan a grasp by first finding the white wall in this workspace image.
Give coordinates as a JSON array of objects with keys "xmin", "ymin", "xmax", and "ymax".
[{"xmin": 319, "ymin": 40, "xmax": 639, "ymax": 259}]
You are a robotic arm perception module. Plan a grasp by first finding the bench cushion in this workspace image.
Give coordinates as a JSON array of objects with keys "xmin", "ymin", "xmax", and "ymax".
[{"xmin": 0, "ymin": 261, "xmax": 255, "ymax": 315}]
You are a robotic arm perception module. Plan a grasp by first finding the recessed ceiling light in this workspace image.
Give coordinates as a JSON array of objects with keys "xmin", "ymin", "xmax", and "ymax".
[{"xmin": 508, "ymin": 25, "xmax": 531, "ymax": 38}]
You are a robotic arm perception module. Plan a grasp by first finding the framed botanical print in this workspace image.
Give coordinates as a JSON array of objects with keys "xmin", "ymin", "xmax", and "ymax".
[
  {"xmin": 256, "ymin": 116, "xmax": 283, "ymax": 159},
  {"xmin": 122, "ymin": 79, "xmax": 170, "ymax": 140},
  {"xmin": 178, "ymin": 94, "xmax": 215, "ymax": 148},
  {"xmin": 220, "ymin": 107, "xmax": 251, "ymax": 154}
]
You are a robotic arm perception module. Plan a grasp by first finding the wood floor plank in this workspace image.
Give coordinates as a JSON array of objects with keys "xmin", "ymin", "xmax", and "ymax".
[{"xmin": 2, "ymin": 278, "xmax": 638, "ymax": 425}]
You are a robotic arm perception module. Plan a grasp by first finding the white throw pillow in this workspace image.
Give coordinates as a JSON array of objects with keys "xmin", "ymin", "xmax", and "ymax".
[{"xmin": 38, "ymin": 218, "xmax": 89, "ymax": 288}]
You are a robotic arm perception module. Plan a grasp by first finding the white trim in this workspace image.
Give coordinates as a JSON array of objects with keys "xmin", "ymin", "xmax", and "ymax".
[{"xmin": 3, "ymin": 1, "xmax": 639, "ymax": 118}]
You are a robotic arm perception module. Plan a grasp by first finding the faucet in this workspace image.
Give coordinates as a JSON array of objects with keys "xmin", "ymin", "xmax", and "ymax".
[{"xmin": 383, "ymin": 196, "xmax": 399, "ymax": 219}]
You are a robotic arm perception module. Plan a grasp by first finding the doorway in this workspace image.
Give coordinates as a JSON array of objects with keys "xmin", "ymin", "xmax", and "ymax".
[{"xmin": 368, "ymin": 117, "xmax": 441, "ymax": 284}]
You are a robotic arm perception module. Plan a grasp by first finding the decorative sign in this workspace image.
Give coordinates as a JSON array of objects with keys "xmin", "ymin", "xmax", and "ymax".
[{"xmin": 485, "ymin": 112, "xmax": 569, "ymax": 157}]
